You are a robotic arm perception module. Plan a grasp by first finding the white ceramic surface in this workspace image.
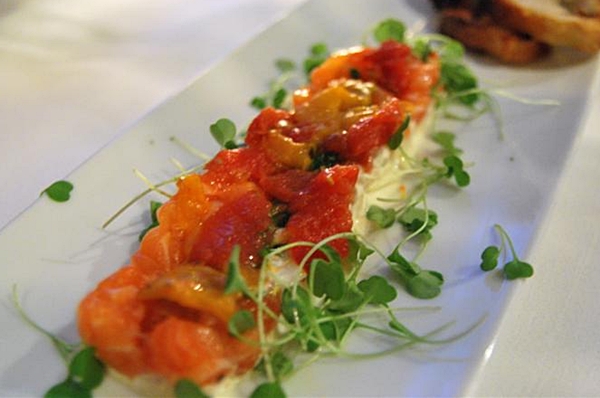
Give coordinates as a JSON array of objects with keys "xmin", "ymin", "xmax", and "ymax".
[{"xmin": 1, "ymin": 0, "xmax": 599, "ymax": 396}]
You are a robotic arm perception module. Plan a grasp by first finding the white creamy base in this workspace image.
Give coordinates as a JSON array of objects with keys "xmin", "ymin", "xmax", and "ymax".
[{"xmin": 351, "ymin": 106, "xmax": 438, "ymax": 236}]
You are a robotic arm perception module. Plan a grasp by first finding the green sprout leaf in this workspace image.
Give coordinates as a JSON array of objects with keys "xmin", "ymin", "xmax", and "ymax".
[
  {"xmin": 412, "ymin": 37, "xmax": 432, "ymax": 61},
  {"xmin": 209, "ymin": 118, "xmax": 238, "ymax": 149},
  {"xmin": 406, "ymin": 270, "xmax": 444, "ymax": 299},
  {"xmin": 257, "ymin": 351, "xmax": 294, "ymax": 380},
  {"xmin": 228, "ymin": 310, "xmax": 256, "ymax": 336},
  {"xmin": 45, "ymin": 379, "xmax": 90, "ymax": 398},
  {"xmin": 250, "ymin": 381, "xmax": 286, "ymax": 398},
  {"xmin": 480, "ymin": 245, "xmax": 500, "ymax": 271},
  {"xmin": 373, "ymin": 19, "xmax": 406, "ymax": 43},
  {"xmin": 388, "ymin": 115, "xmax": 411, "ymax": 150},
  {"xmin": 357, "ymin": 275, "xmax": 397, "ymax": 305},
  {"xmin": 304, "ymin": 42, "xmax": 330, "ymax": 76},
  {"xmin": 224, "ymin": 245, "xmax": 249, "ymax": 295},
  {"xmin": 310, "ymin": 259, "xmax": 345, "ymax": 301},
  {"xmin": 174, "ymin": 379, "xmax": 209, "ymax": 398},
  {"xmin": 42, "ymin": 180, "xmax": 74, "ymax": 203},
  {"xmin": 139, "ymin": 200, "xmax": 162, "ymax": 241},
  {"xmin": 441, "ymin": 62, "xmax": 479, "ymax": 106},
  {"xmin": 281, "ymin": 287, "xmax": 311, "ymax": 325},
  {"xmin": 432, "ymin": 131, "xmax": 463, "ymax": 156},
  {"xmin": 328, "ymin": 284, "xmax": 365, "ymax": 313},
  {"xmin": 272, "ymin": 88, "xmax": 288, "ymax": 109},
  {"xmin": 275, "ymin": 58, "xmax": 296, "ymax": 73},
  {"xmin": 69, "ymin": 347, "xmax": 105, "ymax": 390},
  {"xmin": 481, "ymin": 225, "xmax": 535, "ymax": 280},
  {"xmin": 366, "ymin": 205, "xmax": 396, "ymax": 229},
  {"xmin": 398, "ymin": 207, "xmax": 438, "ymax": 239},
  {"xmin": 250, "ymin": 96, "xmax": 267, "ymax": 110},
  {"xmin": 388, "ymin": 249, "xmax": 421, "ymax": 276},
  {"xmin": 503, "ymin": 260, "xmax": 534, "ymax": 280},
  {"xmin": 443, "ymin": 155, "xmax": 470, "ymax": 187}
]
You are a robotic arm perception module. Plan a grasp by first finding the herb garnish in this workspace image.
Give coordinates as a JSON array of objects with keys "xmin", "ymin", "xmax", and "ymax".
[
  {"xmin": 42, "ymin": 180, "xmax": 74, "ymax": 203},
  {"xmin": 210, "ymin": 118, "xmax": 239, "ymax": 149},
  {"xmin": 138, "ymin": 200, "xmax": 162, "ymax": 241},
  {"xmin": 480, "ymin": 224, "xmax": 534, "ymax": 279},
  {"xmin": 303, "ymin": 42, "xmax": 329, "ymax": 77},
  {"xmin": 174, "ymin": 379, "xmax": 209, "ymax": 398},
  {"xmin": 12, "ymin": 286, "xmax": 105, "ymax": 398},
  {"xmin": 372, "ymin": 19, "xmax": 406, "ymax": 43}
]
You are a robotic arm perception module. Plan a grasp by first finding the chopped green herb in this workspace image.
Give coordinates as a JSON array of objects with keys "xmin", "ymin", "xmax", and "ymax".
[
  {"xmin": 349, "ymin": 68, "xmax": 361, "ymax": 79},
  {"xmin": 42, "ymin": 180, "xmax": 74, "ymax": 203},
  {"xmin": 309, "ymin": 150, "xmax": 340, "ymax": 170}
]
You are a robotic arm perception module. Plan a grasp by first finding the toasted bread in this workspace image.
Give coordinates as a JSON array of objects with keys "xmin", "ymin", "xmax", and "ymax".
[
  {"xmin": 491, "ymin": 0, "xmax": 600, "ymax": 52},
  {"xmin": 439, "ymin": 8, "xmax": 550, "ymax": 63}
]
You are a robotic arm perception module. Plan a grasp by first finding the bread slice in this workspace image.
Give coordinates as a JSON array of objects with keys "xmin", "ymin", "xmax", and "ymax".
[
  {"xmin": 491, "ymin": 0, "xmax": 600, "ymax": 52},
  {"xmin": 439, "ymin": 8, "xmax": 550, "ymax": 63}
]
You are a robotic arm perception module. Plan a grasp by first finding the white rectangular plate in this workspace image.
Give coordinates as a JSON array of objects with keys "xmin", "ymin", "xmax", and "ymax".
[{"xmin": 1, "ymin": 0, "xmax": 598, "ymax": 396}]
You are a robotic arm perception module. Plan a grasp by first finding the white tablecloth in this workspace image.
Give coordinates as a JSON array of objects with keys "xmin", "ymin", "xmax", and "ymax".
[{"xmin": 1, "ymin": 1, "xmax": 599, "ymax": 396}]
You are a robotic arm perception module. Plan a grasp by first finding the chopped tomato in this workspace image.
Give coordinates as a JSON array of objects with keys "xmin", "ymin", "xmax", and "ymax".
[{"xmin": 284, "ymin": 165, "xmax": 359, "ymax": 265}]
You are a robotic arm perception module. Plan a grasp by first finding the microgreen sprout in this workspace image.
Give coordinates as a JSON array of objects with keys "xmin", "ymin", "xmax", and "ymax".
[
  {"xmin": 480, "ymin": 224, "xmax": 534, "ymax": 279},
  {"xmin": 138, "ymin": 200, "xmax": 162, "ymax": 241},
  {"xmin": 221, "ymin": 231, "xmax": 472, "ymax": 398},
  {"xmin": 443, "ymin": 155, "xmax": 470, "ymax": 187},
  {"xmin": 11, "ymin": 286, "xmax": 105, "ymax": 397},
  {"xmin": 388, "ymin": 115, "xmax": 411, "ymax": 150},
  {"xmin": 41, "ymin": 180, "xmax": 74, "ymax": 203},
  {"xmin": 210, "ymin": 118, "xmax": 239, "ymax": 149},
  {"xmin": 432, "ymin": 131, "xmax": 463, "ymax": 156},
  {"xmin": 361, "ymin": 18, "xmax": 408, "ymax": 47},
  {"xmin": 250, "ymin": 57, "xmax": 300, "ymax": 110},
  {"xmin": 174, "ymin": 379, "xmax": 209, "ymax": 398},
  {"xmin": 304, "ymin": 42, "xmax": 329, "ymax": 77}
]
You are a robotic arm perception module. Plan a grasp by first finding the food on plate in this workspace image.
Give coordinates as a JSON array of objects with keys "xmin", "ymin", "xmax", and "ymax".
[
  {"xmin": 66, "ymin": 19, "xmax": 486, "ymax": 397},
  {"xmin": 432, "ymin": 0, "xmax": 600, "ymax": 62}
]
